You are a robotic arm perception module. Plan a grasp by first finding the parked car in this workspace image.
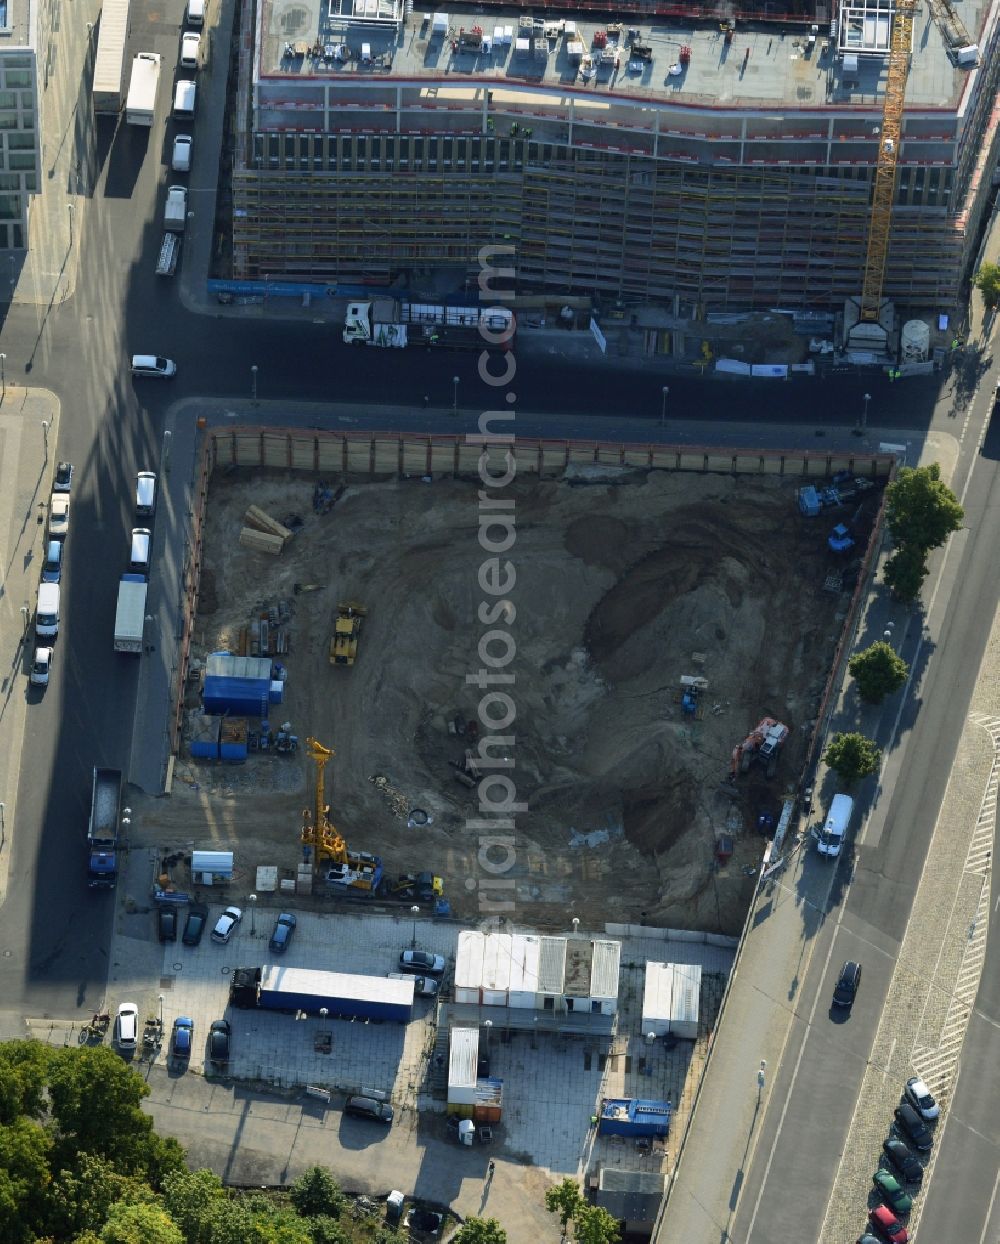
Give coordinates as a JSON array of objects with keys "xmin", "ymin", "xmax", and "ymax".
[
  {"xmin": 881, "ymin": 1138, "xmax": 923, "ymax": 1187},
  {"xmin": 868, "ymin": 1205, "xmax": 908, "ymax": 1243},
  {"xmin": 180, "ymin": 31, "xmax": 201, "ymax": 68},
  {"xmin": 131, "ymin": 354, "xmax": 177, "ymax": 379},
  {"xmin": 53, "ymin": 461, "xmax": 73, "ymax": 492},
  {"xmin": 399, "ymin": 949, "xmax": 445, "ymax": 976},
  {"xmin": 411, "ymin": 975, "xmax": 439, "ymax": 998},
  {"xmin": 832, "ymin": 960, "xmax": 862, "ymax": 1010},
  {"xmin": 345, "ymin": 1094, "xmax": 393, "ymax": 1124},
  {"xmin": 116, "ymin": 1002, "xmax": 139, "ymax": 1051},
  {"xmin": 182, "ymin": 904, "xmax": 208, "ymax": 946},
  {"xmin": 268, "ymin": 912, "xmax": 296, "ymax": 954},
  {"xmin": 872, "ymin": 1168, "xmax": 912, "ymax": 1216},
  {"xmin": 903, "ymin": 1076, "xmax": 940, "ymax": 1120},
  {"xmin": 893, "ymin": 1103, "xmax": 932, "ymax": 1152},
  {"xmin": 171, "ymin": 134, "xmax": 193, "ymax": 173},
  {"xmin": 48, "ymin": 494, "xmax": 70, "ymax": 539},
  {"xmin": 172, "ymin": 1016, "xmax": 194, "ymax": 1059},
  {"xmin": 29, "ymin": 647, "xmax": 52, "ymax": 687},
  {"xmin": 209, "ymin": 1019, "xmax": 231, "ymax": 1065},
  {"xmin": 41, "ymin": 539, "xmax": 63, "ymax": 584},
  {"xmin": 158, "ymin": 907, "xmax": 178, "ymax": 943},
  {"xmin": 211, "ymin": 906, "xmax": 243, "ymax": 944}
]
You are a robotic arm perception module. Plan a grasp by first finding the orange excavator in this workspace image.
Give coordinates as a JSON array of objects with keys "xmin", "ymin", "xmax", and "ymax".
[{"xmin": 730, "ymin": 717, "xmax": 789, "ymax": 780}]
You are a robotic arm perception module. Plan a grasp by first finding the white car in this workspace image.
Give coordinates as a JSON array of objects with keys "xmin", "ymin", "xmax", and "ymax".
[
  {"xmin": 29, "ymin": 647, "xmax": 53, "ymax": 687},
  {"xmin": 171, "ymin": 134, "xmax": 193, "ymax": 172},
  {"xmin": 904, "ymin": 1076, "xmax": 940, "ymax": 1120},
  {"xmin": 116, "ymin": 1002, "xmax": 139, "ymax": 1050},
  {"xmin": 131, "ymin": 354, "xmax": 177, "ymax": 379},
  {"xmin": 48, "ymin": 493, "xmax": 70, "ymax": 538},
  {"xmin": 211, "ymin": 906, "xmax": 243, "ymax": 943},
  {"xmin": 180, "ymin": 31, "xmax": 201, "ymax": 69}
]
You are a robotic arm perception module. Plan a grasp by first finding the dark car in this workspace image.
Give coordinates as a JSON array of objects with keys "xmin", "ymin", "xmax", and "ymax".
[
  {"xmin": 832, "ymin": 960, "xmax": 862, "ymax": 1009},
  {"xmin": 893, "ymin": 1103, "xmax": 932, "ymax": 1152},
  {"xmin": 158, "ymin": 907, "xmax": 177, "ymax": 943},
  {"xmin": 872, "ymin": 1169, "xmax": 912, "ymax": 1216},
  {"xmin": 209, "ymin": 1019, "xmax": 231, "ymax": 1065},
  {"xmin": 399, "ymin": 949, "xmax": 446, "ymax": 976},
  {"xmin": 882, "ymin": 1138, "xmax": 923, "ymax": 1187},
  {"xmin": 172, "ymin": 1016, "xmax": 194, "ymax": 1059},
  {"xmin": 345, "ymin": 1094, "xmax": 393, "ymax": 1124},
  {"xmin": 182, "ymin": 905, "xmax": 208, "ymax": 946},
  {"xmin": 268, "ymin": 912, "xmax": 297, "ymax": 954},
  {"xmin": 53, "ymin": 461, "xmax": 73, "ymax": 493}
]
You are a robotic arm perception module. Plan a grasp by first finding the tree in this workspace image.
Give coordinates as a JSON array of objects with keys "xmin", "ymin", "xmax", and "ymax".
[
  {"xmin": 289, "ymin": 1167, "xmax": 344, "ymax": 1220},
  {"xmin": 306, "ymin": 1216, "xmax": 350, "ymax": 1244},
  {"xmin": 574, "ymin": 1204, "xmax": 622, "ymax": 1244},
  {"xmin": 43, "ymin": 1152, "xmax": 144, "ymax": 1240},
  {"xmin": 884, "ymin": 545, "xmax": 929, "ymax": 603},
  {"xmin": 100, "ymin": 1200, "xmax": 184, "ymax": 1244},
  {"xmin": 452, "ymin": 1218, "xmax": 508, "ymax": 1244},
  {"xmin": 885, "ymin": 464, "xmax": 963, "ymax": 553},
  {"xmin": 163, "ymin": 1168, "xmax": 226, "ymax": 1244},
  {"xmin": 0, "ymin": 1117, "xmax": 52, "ymax": 1243},
  {"xmin": 47, "ymin": 1046, "xmax": 151, "ymax": 1171},
  {"xmin": 848, "ymin": 642, "xmax": 908, "ymax": 703},
  {"xmin": 974, "ymin": 261, "xmax": 1000, "ymax": 308},
  {"xmin": 0, "ymin": 1039, "xmax": 50, "ymax": 1125},
  {"xmin": 824, "ymin": 732, "xmax": 881, "ymax": 786},
  {"xmin": 545, "ymin": 1178, "xmax": 582, "ymax": 1231}
]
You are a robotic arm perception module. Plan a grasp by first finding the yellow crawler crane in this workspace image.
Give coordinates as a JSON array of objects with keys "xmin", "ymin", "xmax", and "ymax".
[{"xmin": 300, "ymin": 737, "xmax": 382, "ymax": 891}]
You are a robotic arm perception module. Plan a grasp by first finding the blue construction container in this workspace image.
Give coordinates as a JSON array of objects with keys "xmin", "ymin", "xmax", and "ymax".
[
  {"xmin": 599, "ymin": 1098, "xmax": 671, "ymax": 1138},
  {"xmin": 203, "ymin": 652, "xmax": 272, "ymax": 717}
]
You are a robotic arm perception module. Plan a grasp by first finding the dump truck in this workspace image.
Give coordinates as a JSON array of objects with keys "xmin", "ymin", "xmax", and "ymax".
[
  {"xmin": 330, "ymin": 602, "xmax": 366, "ymax": 665},
  {"xmin": 88, "ymin": 767, "xmax": 123, "ymax": 888},
  {"xmin": 163, "ymin": 185, "xmax": 188, "ymax": 232},
  {"xmin": 125, "ymin": 52, "xmax": 161, "ymax": 126},
  {"xmin": 114, "ymin": 574, "xmax": 147, "ymax": 653},
  {"xmin": 229, "ymin": 965, "xmax": 414, "ymax": 1022},
  {"xmin": 92, "ymin": 0, "xmax": 131, "ymax": 113},
  {"xmin": 343, "ymin": 299, "xmax": 515, "ymax": 350}
]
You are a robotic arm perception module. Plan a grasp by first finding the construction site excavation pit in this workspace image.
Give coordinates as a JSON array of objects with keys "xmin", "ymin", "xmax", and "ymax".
[{"xmin": 150, "ymin": 465, "xmax": 881, "ymax": 935}]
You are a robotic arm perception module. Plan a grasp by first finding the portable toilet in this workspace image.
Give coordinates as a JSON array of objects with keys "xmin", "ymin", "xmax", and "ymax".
[
  {"xmin": 386, "ymin": 1191, "xmax": 405, "ymax": 1224},
  {"xmin": 458, "ymin": 1118, "xmax": 476, "ymax": 1145},
  {"xmin": 797, "ymin": 485, "xmax": 821, "ymax": 517}
]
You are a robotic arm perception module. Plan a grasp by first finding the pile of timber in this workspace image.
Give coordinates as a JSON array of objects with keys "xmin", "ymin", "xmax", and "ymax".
[{"xmin": 239, "ymin": 506, "xmax": 294, "ymax": 556}]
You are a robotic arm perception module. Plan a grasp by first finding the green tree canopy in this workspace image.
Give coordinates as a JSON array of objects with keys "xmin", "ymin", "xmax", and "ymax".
[
  {"xmin": 886, "ymin": 464, "xmax": 963, "ymax": 553},
  {"xmin": 452, "ymin": 1218, "xmax": 508, "ymax": 1244},
  {"xmin": 100, "ymin": 1200, "xmax": 184, "ymax": 1244},
  {"xmin": 0, "ymin": 1117, "xmax": 52, "ymax": 1243},
  {"xmin": 544, "ymin": 1178, "xmax": 582, "ymax": 1229},
  {"xmin": 0, "ymin": 1040, "xmax": 50, "ymax": 1125},
  {"xmin": 43, "ymin": 1152, "xmax": 146, "ymax": 1241},
  {"xmin": 824, "ymin": 732, "xmax": 882, "ymax": 786},
  {"xmin": 974, "ymin": 261, "xmax": 1000, "ymax": 308},
  {"xmin": 305, "ymin": 1216, "xmax": 350, "ymax": 1244},
  {"xmin": 848, "ymin": 641, "xmax": 909, "ymax": 703},
  {"xmin": 884, "ymin": 545, "xmax": 929, "ymax": 603},
  {"xmin": 574, "ymin": 1203, "xmax": 622, "ymax": 1244},
  {"xmin": 289, "ymin": 1167, "xmax": 344, "ymax": 1220},
  {"xmin": 163, "ymin": 1168, "xmax": 226, "ymax": 1244}
]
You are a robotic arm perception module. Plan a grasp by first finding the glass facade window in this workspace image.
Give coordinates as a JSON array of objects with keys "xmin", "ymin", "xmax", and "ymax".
[
  {"xmin": 3, "ymin": 71, "xmax": 32, "ymax": 88},
  {"xmin": 0, "ymin": 193, "xmax": 19, "ymax": 218},
  {"xmin": 7, "ymin": 132, "xmax": 35, "ymax": 149},
  {"xmin": 8, "ymin": 153, "xmax": 33, "ymax": 169}
]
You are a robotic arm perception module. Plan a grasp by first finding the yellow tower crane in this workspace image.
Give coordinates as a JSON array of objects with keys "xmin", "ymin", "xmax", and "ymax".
[
  {"xmin": 860, "ymin": 0, "xmax": 918, "ymax": 323},
  {"xmin": 301, "ymin": 737, "xmax": 349, "ymax": 865}
]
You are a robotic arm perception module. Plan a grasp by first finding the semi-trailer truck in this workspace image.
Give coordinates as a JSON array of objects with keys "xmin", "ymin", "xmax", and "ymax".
[
  {"xmin": 343, "ymin": 300, "xmax": 515, "ymax": 350},
  {"xmin": 92, "ymin": 0, "xmax": 132, "ymax": 114},
  {"xmin": 88, "ymin": 768, "xmax": 123, "ymax": 888},
  {"xmin": 230, "ymin": 965, "xmax": 414, "ymax": 1021}
]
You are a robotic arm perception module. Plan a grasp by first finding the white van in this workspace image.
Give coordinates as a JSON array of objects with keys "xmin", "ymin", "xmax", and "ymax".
[
  {"xmin": 186, "ymin": 0, "xmax": 205, "ymax": 25},
  {"xmin": 129, "ymin": 528, "xmax": 152, "ymax": 575},
  {"xmin": 816, "ymin": 793, "xmax": 854, "ymax": 858},
  {"xmin": 173, "ymin": 79, "xmax": 197, "ymax": 120},
  {"xmin": 136, "ymin": 471, "xmax": 157, "ymax": 518},
  {"xmin": 36, "ymin": 583, "xmax": 60, "ymax": 638}
]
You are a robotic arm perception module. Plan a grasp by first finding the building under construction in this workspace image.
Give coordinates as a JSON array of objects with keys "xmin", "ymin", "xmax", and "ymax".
[{"xmin": 230, "ymin": 0, "xmax": 1000, "ymax": 312}]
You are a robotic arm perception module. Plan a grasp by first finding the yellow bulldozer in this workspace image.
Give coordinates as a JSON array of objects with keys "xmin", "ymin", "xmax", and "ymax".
[{"xmin": 330, "ymin": 602, "xmax": 366, "ymax": 666}]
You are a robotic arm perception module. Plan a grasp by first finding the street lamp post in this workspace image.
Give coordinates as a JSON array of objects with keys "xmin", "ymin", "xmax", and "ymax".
[
  {"xmin": 861, "ymin": 392, "xmax": 871, "ymax": 431},
  {"xmin": 249, "ymin": 893, "xmax": 257, "ymax": 935},
  {"xmin": 452, "ymin": 375, "xmax": 459, "ymax": 416},
  {"xmin": 19, "ymin": 604, "xmax": 29, "ymax": 634},
  {"xmin": 410, "ymin": 905, "xmax": 419, "ymax": 948},
  {"xmin": 158, "ymin": 994, "xmax": 164, "ymax": 1027},
  {"xmin": 251, "ymin": 365, "xmax": 258, "ymax": 403},
  {"xmin": 68, "ymin": 204, "xmax": 74, "ymax": 246},
  {"xmin": 660, "ymin": 385, "xmax": 669, "ymax": 429},
  {"xmin": 40, "ymin": 421, "xmax": 49, "ymax": 459},
  {"xmin": 0, "ymin": 352, "xmax": 6, "ymax": 403}
]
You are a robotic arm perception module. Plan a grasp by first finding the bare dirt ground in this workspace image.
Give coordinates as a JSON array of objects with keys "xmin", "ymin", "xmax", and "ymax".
[{"xmin": 139, "ymin": 467, "xmax": 879, "ymax": 934}]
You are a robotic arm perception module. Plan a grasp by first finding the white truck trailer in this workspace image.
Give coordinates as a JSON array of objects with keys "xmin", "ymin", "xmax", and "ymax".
[
  {"xmin": 114, "ymin": 574, "xmax": 147, "ymax": 653},
  {"xmin": 125, "ymin": 52, "xmax": 161, "ymax": 126},
  {"xmin": 93, "ymin": 0, "xmax": 132, "ymax": 114}
]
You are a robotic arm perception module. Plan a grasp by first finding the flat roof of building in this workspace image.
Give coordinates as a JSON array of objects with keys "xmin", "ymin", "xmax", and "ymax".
[{"xmin": 258, "ymin": 0, "xmax": 988, "ymax": 112}]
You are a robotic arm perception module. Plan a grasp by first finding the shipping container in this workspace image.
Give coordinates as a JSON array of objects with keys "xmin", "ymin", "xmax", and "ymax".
[
  {"xmin": 455, "ymin": 930, "xmax": 485, "ymax": 1005},
  {"xmin": 599, "ymin": 1098, "xmax": 671, "ymax": 1139},
  {"xmin": 257, "ymin": 965, "xmax": 414, "ymax": 1022},
  {"xmin": 508, "ymin": 934, "xmax": 541, "ymax": 1009},
  {"xmin": 447, "ymin": 1026, "xmax": 479, "ymax": 1106}
]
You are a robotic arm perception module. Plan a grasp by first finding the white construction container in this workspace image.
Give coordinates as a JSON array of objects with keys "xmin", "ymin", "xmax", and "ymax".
[
  {"xmin": 508, "ymin": 934, "xmax": 541, "ymax": 1008},
  {"xmin": 481, "ymin": 933, "xmax": 511, "ymax": 1006},
  {"xmin": 447, "ymin": 1027, "xmax": 479, "ymax": 1106},
  {"xmin": 642, "ymin": 961, "xmax": 702, "ymax": 1040},
  {"xmin": 454, "ymin": 930, "xmax": 485, "ymax": 1004}
]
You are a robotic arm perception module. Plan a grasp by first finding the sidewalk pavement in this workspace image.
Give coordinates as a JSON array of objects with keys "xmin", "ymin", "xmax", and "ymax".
[
  {"xmin": 0, "ymin": 388, "xmax": 60, "ymax": 902},
  {"xmin": 653, "ymin": 431, "xmax": 973, "ymax": 1244}
]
